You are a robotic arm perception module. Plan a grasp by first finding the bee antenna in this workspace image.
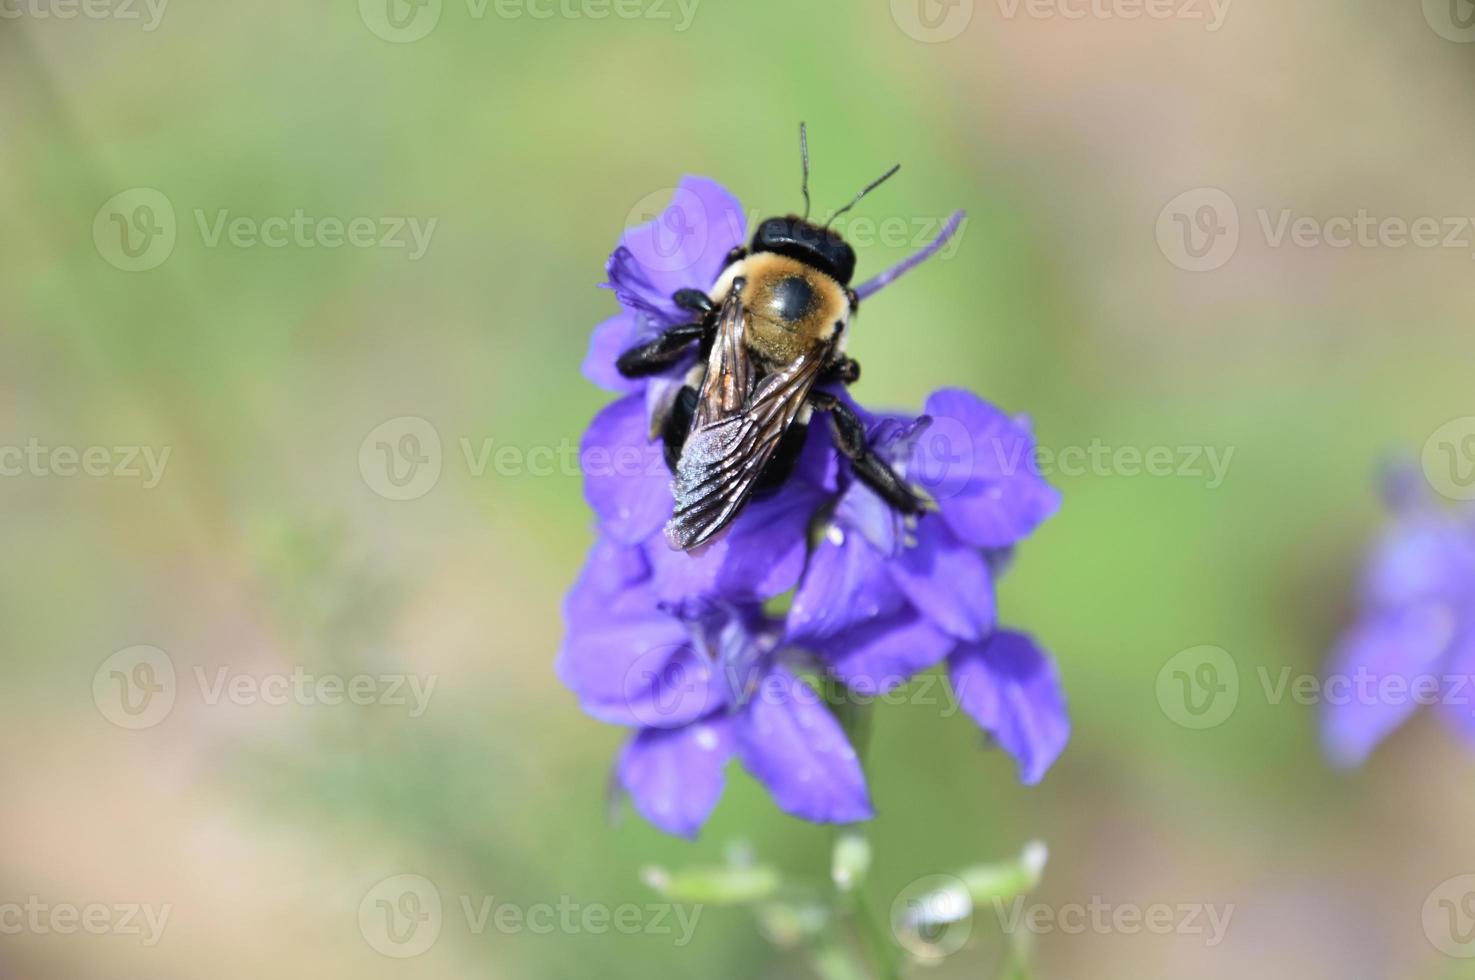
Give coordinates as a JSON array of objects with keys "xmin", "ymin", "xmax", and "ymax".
[
  {"xmin": 799, "ymin": 122, "xmax": 811, "ymax": 221},
  {"xmin": 825, "ymin": 163, "xmax": 901, "ymax": 228}
]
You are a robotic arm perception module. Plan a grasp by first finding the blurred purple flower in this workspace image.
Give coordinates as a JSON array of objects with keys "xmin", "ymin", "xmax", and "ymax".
[
  {"xmin": 562, "ymin": 178, "xmax": 1069, "ymax": 835},
  {"xmin": 1322, "ymin": 467, "xmax": 1475, "ymax": 767}
]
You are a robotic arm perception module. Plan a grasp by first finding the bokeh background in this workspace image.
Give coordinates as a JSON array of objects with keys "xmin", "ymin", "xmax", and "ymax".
[{"xmin": 5, "ymin": 1, "xmax": 1475, "ymax": 977}]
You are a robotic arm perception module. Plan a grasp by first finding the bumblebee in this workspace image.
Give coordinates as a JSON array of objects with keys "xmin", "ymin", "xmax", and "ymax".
[{"xmin": 617, "ymin": 126, "xmax": 928, "ymax": 551}]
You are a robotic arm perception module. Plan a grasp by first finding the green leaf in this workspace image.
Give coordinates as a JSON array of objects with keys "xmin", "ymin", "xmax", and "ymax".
[
  {"xmin": 958, "ymin": 840, "xmax": 1048, "ymax": 905},
  {"xmin": 640, "ymin": 863, "xmax": 781, "ymax": 905}
]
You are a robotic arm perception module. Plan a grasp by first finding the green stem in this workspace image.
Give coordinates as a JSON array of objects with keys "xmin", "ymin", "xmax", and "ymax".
[
  {"xmin": 829, "ymin": 689, "xmax": 906, "ymax": 980},
  {"xmin": 849, "ymin": 885, "xmax": 904, "ymax": 980}
]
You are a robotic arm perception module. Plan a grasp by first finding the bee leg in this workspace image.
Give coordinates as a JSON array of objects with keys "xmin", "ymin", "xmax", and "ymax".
[
  {"xmin": 661, "ymin": 385, "xmax": 698, "ymax": 474},
  {"xmin": 818, "ymin": 356, "xmax": 861, "ymax": 387},
  {"xmin": 810, "ymin": 390, "xmax": 928, "ymax": 515},
  {"xmin": 672, "ymin": 288, "xmax": 715, "ymax": 315},
  {"xmin": 615, "ymin": 321, "xmax": 709, "ymax": 378}
]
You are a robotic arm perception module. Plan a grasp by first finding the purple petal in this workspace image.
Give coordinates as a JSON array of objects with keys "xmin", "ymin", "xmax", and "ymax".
[
  {"xmin": 620, "ymin": 177, "xmax": 747, "ymax": 300},
  {"xmin": 619, "ymin": 716, "xmax": 734, "ymax": 838},
  {"xmin": 581, "ymin": 395, "xmax": 671, "ymax": 545},
  {"xmin": 832, "ymin": 478, "xmax": 904, "ymax": 559},
  {"xmin": 1362, "ymin": 514, "xmax": 1475, "ymax": 612},
  {"xmin": 582, "ymin": 312, "xmax": 647, "ymax": 393},
  {"xmin": 886, "ymin": 517, "xmax": 996, "ymax": 642},
  {"xmin": 948, "ymin": 630, "xmax": 1070, "ymax": 785},
  {"xmin": 913, "ymin": 389, "xmax": 1061, "ymax": 549},
  {"xmin": 809, "ymin": 608, "xmax": 956, "ymax": 696},
  {"xmin": 734, "ymin": 668, "xmax": 873, "ymax": 824},
  {"xmin": 603, "ymin": 247, "xmax": 686, "ymax": 326},
  {"xmin": 563, "ymin": 537, "xmax": 651, "ymax": 621},
  {"xmin": 1321, "ymin": 603, "xmax": 1461, "ymax": 768},
  {"xmin": 558, "ymin": 577, "xmax": 725, "ymax": 728},
  {"xmin": 853, "ymin": 210, "xmax": 965, "ymax": 301},
  {"xmin": 646, "ymin": 483, "xmax": 826, "ymax": 604},
  {"xmin": 1437, "ymin": 625, "xmax": 1475, "ymax": 745},
  {"xmin": 788, "ymin": 527, "xmax": 906, "ymax": 644}
]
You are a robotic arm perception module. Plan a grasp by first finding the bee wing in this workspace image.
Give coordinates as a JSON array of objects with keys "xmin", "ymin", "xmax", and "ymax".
[
  {"xmin": 693, "ymin": 280, "xmax": 754, "ymax": 427},
  {"xmin": 667, "ymin": 287, "xmax": 824, "ymax": 551}
]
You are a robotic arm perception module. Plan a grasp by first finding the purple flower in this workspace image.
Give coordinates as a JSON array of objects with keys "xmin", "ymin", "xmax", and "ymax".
[
  {"xmin": 562, "ymin": 177, "xmax": 1070, "ymax": 835},
  {"xmin": 558, "ymin": 538, "xmax": 872, "ymax": 837},
  {"xmin": 787, "ymin": 391, "xmax": 1068, "ymax": 783},
  {"xmin": 1321, "ymin": 469, "xmax": 1475, "ymax": 767},
  {"xmin": 582, "ymin": 177, "xmax": 747, "ymax": 398}
]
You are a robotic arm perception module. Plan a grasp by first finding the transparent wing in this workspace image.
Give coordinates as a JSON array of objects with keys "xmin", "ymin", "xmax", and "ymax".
[{"xmin": 666, "ymin": 285, "xmax": 824, "ymax": 550}]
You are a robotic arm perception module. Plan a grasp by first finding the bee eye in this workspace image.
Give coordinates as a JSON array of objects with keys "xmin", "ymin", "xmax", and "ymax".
[{"xmin": 767, "ymin": 275, "xmax": 814, "ymax": 322}]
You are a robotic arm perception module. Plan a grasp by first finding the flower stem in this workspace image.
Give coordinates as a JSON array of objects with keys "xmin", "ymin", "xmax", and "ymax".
[
  {"xmin": 829, "ymin": 689, "xmax": 906, "ymax": 980},
  {"xmin": 848, "ymin": 884, "xmax": 904, "ymax": 980}
]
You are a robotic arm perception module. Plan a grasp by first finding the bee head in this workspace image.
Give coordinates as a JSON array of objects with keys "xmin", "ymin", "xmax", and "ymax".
[
  {"xmin": 760, "ymin": 125, "xmax": 900, "ymax": 288},
  {"xmin": 750, "ymin": 216, "xmax": 856, "ymax": 286}
]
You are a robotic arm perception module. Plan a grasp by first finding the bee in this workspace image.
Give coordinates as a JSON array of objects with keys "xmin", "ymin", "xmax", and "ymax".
[{"xmin": 617, "ymin": 125, "xmax": 929, "ymax": 551}]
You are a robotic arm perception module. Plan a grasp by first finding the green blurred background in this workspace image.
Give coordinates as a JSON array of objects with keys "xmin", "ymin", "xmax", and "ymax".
[{"xmin": 4, "ymin": 1, "xmax": 1475, "ymax": 977}]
